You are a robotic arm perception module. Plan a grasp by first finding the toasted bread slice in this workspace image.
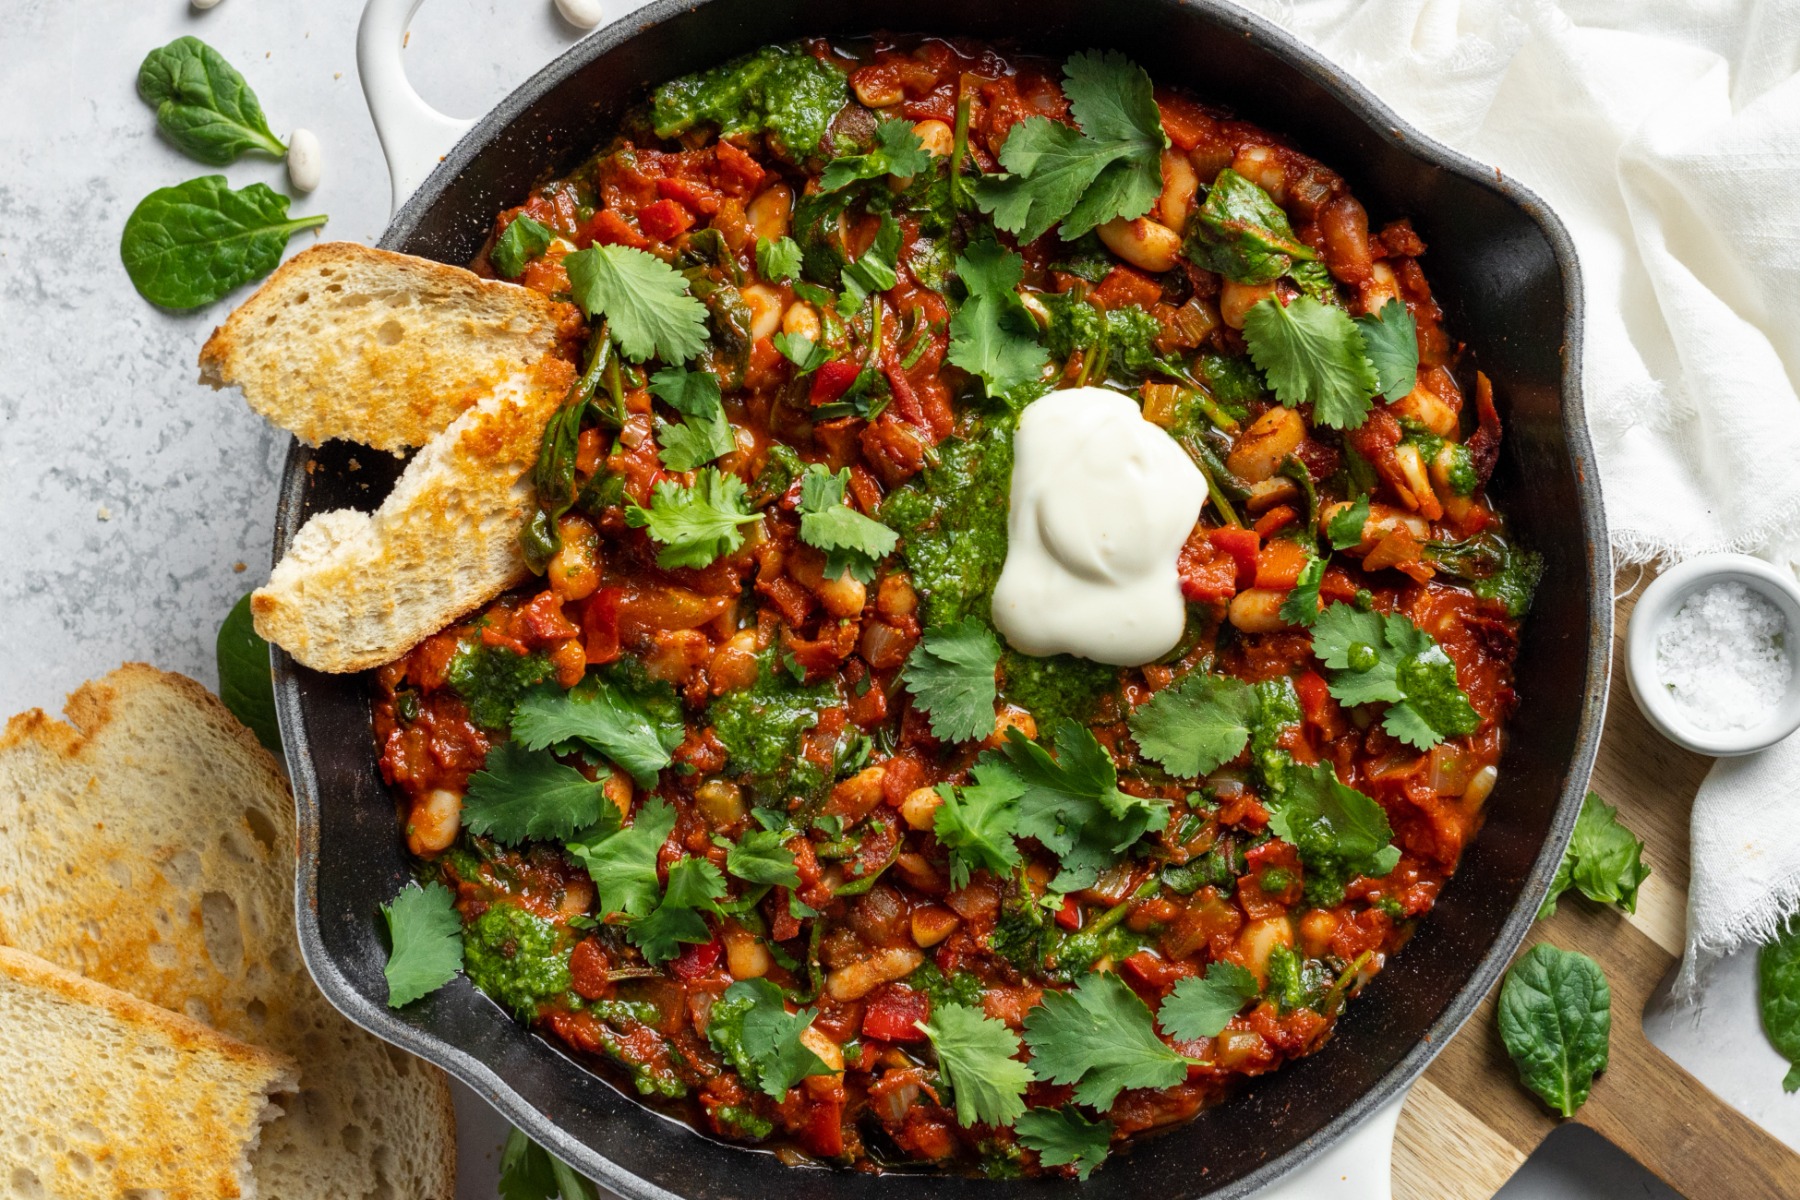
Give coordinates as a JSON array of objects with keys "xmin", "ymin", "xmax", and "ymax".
[
  {"xmin": 0, "ymin": 666, "xmax": 458, "ymax": 1199},
  {"xmin": 250, "ymin": 355, "xmax": 574, "ymax": 673},
  {"xmin": 0, "ymin": 943, "xmax": 297, "ymax": 1200},
  {"xmin": 198, "ymin": 241, "xmax": 578, "ymax": 453}
]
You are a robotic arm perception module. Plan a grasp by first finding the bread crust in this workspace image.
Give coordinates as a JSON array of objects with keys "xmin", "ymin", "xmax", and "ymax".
[
  {"xmin": 0, "ymin": 665, "xmax": 459, "ymax": 1199},
  {"xmin": 199, "ymin": 241, "xmax": 579, "ymax": 453}
]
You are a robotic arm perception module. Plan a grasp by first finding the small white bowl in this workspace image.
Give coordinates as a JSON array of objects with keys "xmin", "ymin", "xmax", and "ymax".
[{"xmin": 1626, "ymin": 554, "xmax": 1800, "ymax": 757}]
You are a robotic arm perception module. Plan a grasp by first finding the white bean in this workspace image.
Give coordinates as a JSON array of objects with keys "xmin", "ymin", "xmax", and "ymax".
[
  {"xmin": 286, "ymin": 129, "xmax": 322, "ymax": 194},
  {"xmin": 554, "ymin": 0, "xmax": 607, "ymax": 29},
  {"xmin": 191, "ymin": 0, "xmax": 223, "ymax": 9}
]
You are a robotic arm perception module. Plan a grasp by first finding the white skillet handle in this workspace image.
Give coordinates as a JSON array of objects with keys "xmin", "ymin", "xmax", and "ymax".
[
  {"xmin": 1254, "ymin": 1089, "xmax": 1404, "ymax": 1200},
  {"xmin": 356, "ymin": 0, "xmax": 476, "ymax": 214}
]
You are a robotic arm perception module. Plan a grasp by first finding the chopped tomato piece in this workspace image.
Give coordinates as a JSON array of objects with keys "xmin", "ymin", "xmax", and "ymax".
[
  {"xmin": 639, "ymin": 198, "xmax": 696, "ymax": 242},
  {"xmin": 1055, "ymin": 895, "xmax": 1082, "ymax": 930},
  {"xmin": 810, "ymin": 359, "xmax": 862, "ymax": 406},
  {"xmin": 670, "ymin": 935, "xmax": 722, "ymax": 981},
  {"xmin": 861, "ymin": 984, "xmax": 931, "ymax": 1042},
  {"xmin": 1210, "ymin": 527, "xmax": 1262, "ymax": 590},
  {"xmin": 1254, "ymin": 537, "xmax": 1311, "ymax": 590}
]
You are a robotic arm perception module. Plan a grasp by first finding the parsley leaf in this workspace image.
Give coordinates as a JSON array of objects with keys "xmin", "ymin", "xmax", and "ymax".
[
  {"xmin": 1128, "ymin": 671, "xmax": 1256, "ymax": 778},
  {"xmin": 566, "ymin": 796, "xmax": 676, "ymax": 920},
  {"xmin": 707, "ymin": 977, "xmax": 834, "ymax": 1098},
  {"xmin": 756, "ymin": 235, "xmax": 803, "ymax": 283},
  {"xmin": 1328, "ymin": 493, "xmax": 1371, "ymax": 550},
  {"xmin": 821, "ymin": 118, "xmax": 933, "ymax": 192},
  {"xmin": 904, "ymin": 616, "xmax": 1002, "ymax": 743},
  {"xmin": 381, "ymin": 880, "xmax": 464, "ymax": 1007},
  {"xmin": 463, "ymin": 741, "xmax": 609, "ymax": 844},
  {"xmin": 796, "ymin": 464, "xmax": 899, "ymax": 583},
  {"xmin": 1015, "ymin": 1108, "xmax": 1112, "ymax": 1179},
  {"xmin": 626, "ymin": 467, "xmax": 761, "ymax": 569},
  {"xmin": 565, "ymin": 244, "xmax": 709, "ymax": 364},
  {"xmin": 512, "ymin": 674, "xmax": 683, "ymax": 789},
  {"xmin": 1279, "ymin": 553, "xmax": 1327, "ymax": 627},
  {"xmin": 773, "ymin": 331, "xmax": 831, "ymax": 375},
  {"xmin": 946, "ymin": 236, "xmax": 1050, "ymax": 400},
  {"xmin": 1354, "ymin": 298, "xmax": 1420, "ymax": 402},
  {"xmin": 1497, "ymin": 944, "xmax": 1611, "ymax": 1118},
  {"xmin": 973, "ymin": 50, "xmax": 1167, "ymax": 243},
  {"xmin": 1023, "ymin": 972, "xmax": 1189, "ymax": 1109},
  {"xmin": 932, "ymin": 761, "xmax": 1025, "ymax": 888},
  {"xmin": 1159, "ymin": 962, "xmax": 1261, "ymax": 1039},
  {"xmin": 919, "ymin": 1002, "xmax": 1035, "ymax": 1127},
  {"xmin": 1267, "ymin": 757, "xmax": 1401, "ymax": 884},
  {"xmin": 492, "ymin": 215, "xmax": 556, "ymax": 279},
  {"xmin": 841, "ymin": 214, "xmax": 902, "ymax": 306},
  {"xmin": 1000, "ymin": 721, "xmax": 1168, "ymax": 892},
  {"xmin": 724, "ymin": 829, "xmax": 800, "ymax": 888},
  {"xmin": 1183, "ymin": 168, "xmax": 1320, "ymax": 284},
  {"xmin": 1310, "ymin": 602, "xmax": 1479, "ymax": 749},
  {"xmin": 632, "ymin": 856, "xmax": 726, "ymax": 964},
  {"xmin": 1537, "ymin": 792, "xmax": 1651, "ymax": 919},
  {"xmin": 1242, "ymin": 295, "xmax": 1379, "ymax": 430}
]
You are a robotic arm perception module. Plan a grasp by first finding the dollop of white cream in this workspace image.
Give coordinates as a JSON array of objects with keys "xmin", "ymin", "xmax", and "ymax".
[
  {"xmin": 991, "ymin": 386, "xmax": 1207, "ymax": 667},
  {"xmin": 554, "ymin": 0, "xmax": 608, "ymax": 28},
  {"xmin": 286, "ymin": 129, "xmax": 322, "ymax": 194}
]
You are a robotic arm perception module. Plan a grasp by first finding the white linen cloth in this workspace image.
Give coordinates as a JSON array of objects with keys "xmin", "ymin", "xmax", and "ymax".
[{"xmin": 1223, "ymin": 0, "xmax": 1800, "ymax": 995}]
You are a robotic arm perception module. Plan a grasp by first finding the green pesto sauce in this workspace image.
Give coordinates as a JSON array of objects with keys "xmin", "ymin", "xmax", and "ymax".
[
  {"xmin": 907, "ymin": 962, "xmax": 985, "ymax": 1011},
  {"xmin": 445, "ymin": 638, "xmax": 554, "ymax": 731},
  {"xmin": 651, "ymin": 42, "xmax": 847, "ymax": 160},
  {"xmin": 708, "ymin": 654, "xmax": 839, "ymax": 804},
  {"xmin": 881, "ymin": 416, "xmax": 1015, "ymax": 629},
  {"xmin": 998, "ymin": 648, "xmax": 1116, "ymax": 728},
  {"xmin": 462, "ymin": 903, "xmax": 572, "ymax": 1019}
]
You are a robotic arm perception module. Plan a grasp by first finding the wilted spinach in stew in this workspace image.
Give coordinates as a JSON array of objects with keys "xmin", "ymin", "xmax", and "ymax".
[{"xmin": 373, "ymin": 34, "xmax": 1538, "ymax": 1177}]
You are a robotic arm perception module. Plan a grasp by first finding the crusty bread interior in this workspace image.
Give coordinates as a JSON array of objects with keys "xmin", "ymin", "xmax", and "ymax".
[{"xmin": 0, "ymin": 666, "xmax": 458, "ymax": 1199}]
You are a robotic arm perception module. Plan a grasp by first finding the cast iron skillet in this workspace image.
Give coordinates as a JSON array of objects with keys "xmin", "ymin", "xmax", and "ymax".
[{"xmin": 273, "ymin": 0, "xmax": 1611, "ymax": 1193}]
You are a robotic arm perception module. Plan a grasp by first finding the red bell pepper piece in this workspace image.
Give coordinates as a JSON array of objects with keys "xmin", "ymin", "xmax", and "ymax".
[
  {"xmin": 809, "ymin": 358, "xmax": 861, "ymax": 407},
  {"xmin": 670, "ymin": 934, "xmax": 722, "ymax": 982},
  {"xmin": 1209, "ymin": 527, "xmax": 1262, "ymax": 591},
  {"xmin": 860, "ymin": 983, "xmax": 931, "ymax": 1043}
]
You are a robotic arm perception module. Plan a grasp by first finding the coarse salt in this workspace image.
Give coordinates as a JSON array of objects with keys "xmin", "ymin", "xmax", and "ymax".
[{"xmin": 1655, "ymin": 581, "xmax": 1793, "ymax": 732}]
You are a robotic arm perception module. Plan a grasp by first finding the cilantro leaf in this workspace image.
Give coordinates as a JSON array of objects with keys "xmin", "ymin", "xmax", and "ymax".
[
  {"xmin": 463, "ymin": 741, "xmax": 609, "ymax": 844},
  {"xmin": 492, "ymin": 216, "xmax": 555, "ymax": 280},
  {"xmin": 820, "ymin": 118, "xmax": 933, "ymax": 192},
  {"xmin": 1001, "ymin": 721, "xmax": 1168, "ymax": 892},
  {"xmin": 1267, "ymin": 757, "xmax": 1401, "ymax": 885},
  {"xmin": 1353, "ymin": 298, "xmax": 1420, "ymax": 402},
  {"xmin": 1242, "ymin": 295, "xmax": 1379, "ymax": 430},
  {"xmin": 756, "ymin": 235, "xmax": 803, "ymax": 283},
  {"xmin": 946, "ymin": 236, "xmax": 1049, "ymax": 400},
  {"xmin": 381, "ymin": 881, "xmax": 463, "ymax": 1007},
  {"xmin": 707, "ymin": 977, "xmax": 834, "ymax": 1098},
  {"xmin": 1023, "ymin": 972, "xmax": 1189, "ymax": 1109},
  {"xmin": 632, "ymin": 856, "xmax": 727, "ymax": 964},
  {"xmin": 1279, "ymin": 553, "xmax": 1327, "ymax": 627},
  {"xmin": 919, "ymin": 1002, "xmax": 1035, "ymax": 1127},
  {"xmin": 796, "ymin": 464, "xmax": 899, "ymax": 583},
  {"xmin": 626, "ymin": 467, "xmax": 761, "ymax": 569},
  {"xmin": 972, "ymin": 50, "xmax": 1167, "ymax": 243},
  {"xmin": 841, "ymin": 213, "xmax": 901, "ymax": 306},
  {"xmin": 932, "ymin": 761, "xmax": 1024, "ymax": 888},
  {"xmin": 658, "ymin": 410, "xmax": 737, "ymax": 470},
  {"xmin": 1015, "ymin": 1108, "xmax": 1113, "ymax": 1179},
  {"xmin": 725, "ymin": 828, "xmax": 800, "ymax": 888},
  {"xmin": 773, "ymin": 331, "xmax": 831, "ymax": 375},
  {"xmin": 903, "ymin": 616, "xmax": 1002, "ymax": 743},
  {"xmin": 1183, "ymin": 168, "xmax": 1318, "ymax": 285},
  {"xmin": 566, "ymin": 796, "xmax": 677, "ymax": 920},
  {"xmin": 1128, "ymin": 671, "xmax": 1256, "ymax": 778},
  {"xmin": 512, "ymin": 675, "xmax": 683, "ymax": 789},
  {"xmin": 1537, "ymin": 792, "xmax": 1651, "ymax": 919},
  {"xmin": 648, "ymin": 365, "xmax": 723, "ymax": 417},
  {"xmin": 1328, "ymin": 493, "xmax": 1371, "ymax": 550},
  {"xmin": 565, "ymin": 244, "xmax": 709, "ymax": 364},
  {"xmin": 1310, "ymin": 602, "xmax": 1479, "ymax": 749},
  {"xmin": 1159, "ymin": 962, "xmax": 1261, "ymax": 1039}
]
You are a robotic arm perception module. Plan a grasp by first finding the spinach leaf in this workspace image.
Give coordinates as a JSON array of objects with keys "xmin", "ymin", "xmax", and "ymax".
[
  {"xmin": 137, "ymin": 37, "xmax": 287, "ymax": 164},
  {"xmin": 1184, "ymin": 168, "xmax": 1317, "ymax": 285},
  {"xmin": 1537, "ymin": 792, "xmax": 1651, "ymax": 920},
  {"xmin": 499, "ymin": 1126, "xmax": 598, "ymax": 1200},
  {"xmin": 216, "ymin": 591, "xmax": 281, "ymax": 755},
  {"xmin": 120, "ymin": 176, "xmax": 327, "ymax": 309},
  {"xmin": 1497, "ymin": 944, "xmax": 1611, "ymax": 1117},
  {"xmin": 1760, "ymin": 923, "xmax": 1800, "ymax": 1092}
]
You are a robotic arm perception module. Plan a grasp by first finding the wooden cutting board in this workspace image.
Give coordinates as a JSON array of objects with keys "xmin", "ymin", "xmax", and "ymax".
[{"xmin": 1390, "ymin": 579, "xmax": 1800, "ymax": 1198}]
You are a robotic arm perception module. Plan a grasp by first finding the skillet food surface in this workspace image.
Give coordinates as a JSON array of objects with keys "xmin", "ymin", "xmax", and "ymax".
[{"xmin": 367, "ymin": 34, "xmax": 1540, "ymax": 1178}]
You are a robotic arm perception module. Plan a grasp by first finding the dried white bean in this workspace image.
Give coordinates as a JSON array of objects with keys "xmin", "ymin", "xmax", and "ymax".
[
  {"xmin": 554, "ymin": 0, "xmax": 607, "ymax": 28},
  {"xmin": 286, "ymin": 129, "xmax": 322, "ymax": 194}
]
